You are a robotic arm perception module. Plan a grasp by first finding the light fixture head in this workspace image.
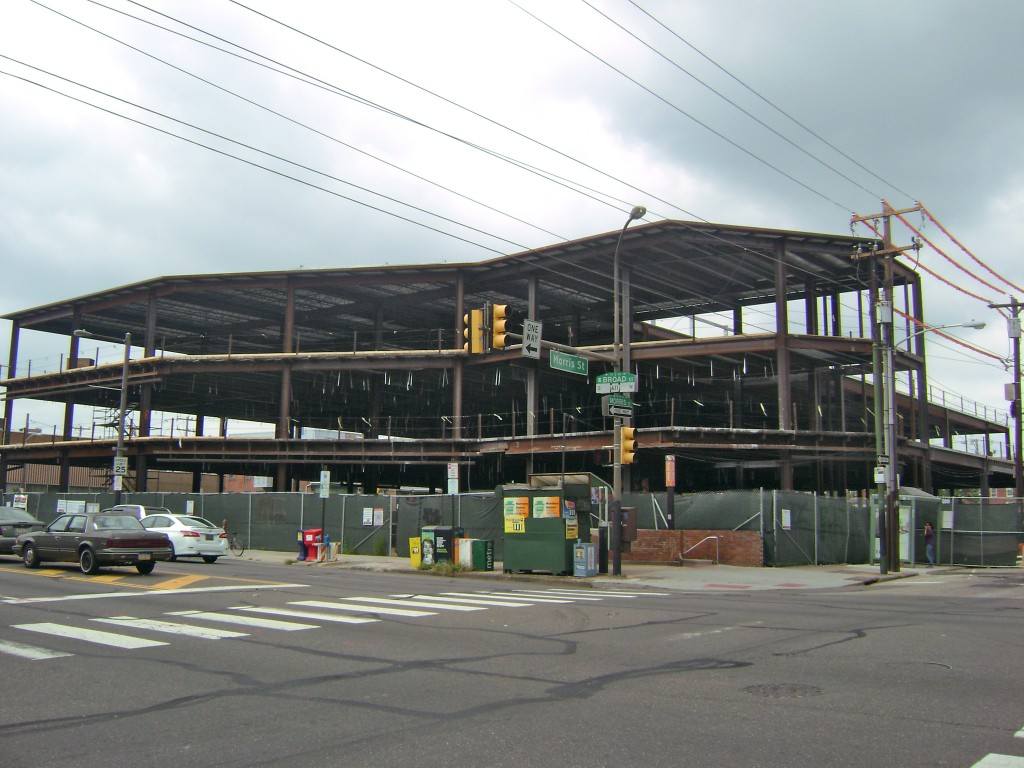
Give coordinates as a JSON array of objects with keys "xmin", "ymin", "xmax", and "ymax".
[{"xmin": 629, "ymin": 205, "xmax": 647, "ymax": 221}]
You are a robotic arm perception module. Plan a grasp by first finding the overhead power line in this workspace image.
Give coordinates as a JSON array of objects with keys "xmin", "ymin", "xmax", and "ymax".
[
  {"xmin": 625, "ymin": 0, "xmax": 916, "ymax": 203},
  {"xmin": 0, "ymin": 67, "xmax": 511, "ymax": 255},
  {"xmin": 508, "ymin": 0, "xmax": 850, "ymax": 212},
  {"xmin": 578, "ymin": 0, "xmax": 883, "ymax": 201}
]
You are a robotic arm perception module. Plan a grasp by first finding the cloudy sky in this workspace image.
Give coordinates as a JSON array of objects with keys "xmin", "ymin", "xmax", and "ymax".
[{"xmin": 2, "ymin": 0, "xmax": 1022, "ymax": 439}]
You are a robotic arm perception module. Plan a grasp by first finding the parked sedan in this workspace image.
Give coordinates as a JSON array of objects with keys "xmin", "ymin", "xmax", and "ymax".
[
  {"xmin": 0, "ymin": 505, "xmax": 45, "ymax": 555},
  {"xmin": 140, "ymin": 514, "xmax": 228, "ymax": 563},
  {"xmin": 14, "ymin": 512, "xmax": 172, "ymax": 575}
]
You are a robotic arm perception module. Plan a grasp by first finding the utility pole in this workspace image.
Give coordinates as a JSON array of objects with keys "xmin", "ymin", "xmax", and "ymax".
[
  {"xmin": 851, "ymin": 202, "xmax": 922, "ymax": 574},
  {"xmin": 988, "ymin": 297, "xmax": 1024, "ymax": 497}
]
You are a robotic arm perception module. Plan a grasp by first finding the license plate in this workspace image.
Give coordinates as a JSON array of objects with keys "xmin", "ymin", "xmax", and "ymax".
[
  {"xmin": 204, "ymin": 534, "xmax": 214, "ymax": 541},
  {"xmin": 138, "ymin": 553, "xmax": 151, "ymax": 561}
]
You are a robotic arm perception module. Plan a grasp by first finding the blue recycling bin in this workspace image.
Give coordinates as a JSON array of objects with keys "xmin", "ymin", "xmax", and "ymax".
[{"xmin": 573, "ymin": 542, "xmax": 597, "ymax": 577}]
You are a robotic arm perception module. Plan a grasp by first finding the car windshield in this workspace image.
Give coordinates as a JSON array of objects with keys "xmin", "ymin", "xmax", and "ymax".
[
  {"xmin": 179, "ymin": 516, "xmax": 218, "ymax": 528},
  {"xmin": 92, "ymin": 514, "xmax": 145, "ymax": 530},
  {"xmin": 1, "ymin": 507, "xmax": 39, "ymax": 522}
]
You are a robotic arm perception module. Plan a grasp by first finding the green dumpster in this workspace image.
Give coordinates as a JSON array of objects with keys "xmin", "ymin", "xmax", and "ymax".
[{"xmin": 503, "ymin": 517, "xmax": 573, "ymax": 575}]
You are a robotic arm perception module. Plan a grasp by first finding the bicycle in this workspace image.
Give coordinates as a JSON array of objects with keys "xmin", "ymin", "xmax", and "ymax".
[{"xmin": 227, "ymin": 531, "xmax": 245, "ymax": 557}]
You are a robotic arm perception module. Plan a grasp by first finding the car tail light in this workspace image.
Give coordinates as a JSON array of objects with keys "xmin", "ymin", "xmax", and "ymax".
[
  {"xmin": 218, "ymin": 532, "xmax": 227, "ymax": 539},
  {"xmin": 182, "ymin": 530, "xmax": 201, "ymax": 538}
]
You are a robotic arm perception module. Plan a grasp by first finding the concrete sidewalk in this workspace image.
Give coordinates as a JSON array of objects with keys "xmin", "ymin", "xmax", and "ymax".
[{"xmin": 230, "ymin": 549, "xmax": 948, "ymax": 592}]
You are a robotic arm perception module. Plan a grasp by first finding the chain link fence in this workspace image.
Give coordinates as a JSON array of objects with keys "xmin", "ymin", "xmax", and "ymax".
[{"xmin": 5, "ymin": 489, "xmax": 1021, "ymax": 568}]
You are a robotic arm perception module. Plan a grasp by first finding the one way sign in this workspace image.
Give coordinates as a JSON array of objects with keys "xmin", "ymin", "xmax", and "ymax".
[{"xmin": 522, "ymin": 319, "xmax": 542, "ymax": 359}]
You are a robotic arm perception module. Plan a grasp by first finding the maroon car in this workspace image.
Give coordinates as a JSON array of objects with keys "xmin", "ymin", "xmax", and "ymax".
[{"xmin": 14, "ymin": 511, "xmax": 173, "ymax": 575}]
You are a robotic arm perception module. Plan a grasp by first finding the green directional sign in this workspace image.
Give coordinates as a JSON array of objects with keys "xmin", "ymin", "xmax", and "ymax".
[{"xmin": 549, "ymin": 349, "xmax": 588, "ymax": 376}]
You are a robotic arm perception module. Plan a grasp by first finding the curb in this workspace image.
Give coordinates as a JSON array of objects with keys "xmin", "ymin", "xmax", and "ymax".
[{"xmin": 858, "ymin": 571, "xmax": 919, "ymax": 586}]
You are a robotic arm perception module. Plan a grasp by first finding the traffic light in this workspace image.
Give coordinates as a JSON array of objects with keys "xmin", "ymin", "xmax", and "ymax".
[
  {"xmin": 620, "ymin": 425, "xmax": 637, "ymax": 464},
  {"xmin": 491, "ymin": 303, "xmax": 508, "ymax": 350},
  {"xmin": 463, "ymin": 308, "xmax": 484, "ymax": 354}
]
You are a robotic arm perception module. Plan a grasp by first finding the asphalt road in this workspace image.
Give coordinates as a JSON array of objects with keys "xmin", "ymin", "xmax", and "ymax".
[{"xmin": 1, "ymin": 555, "xmax": 1023, "ymax": 768}]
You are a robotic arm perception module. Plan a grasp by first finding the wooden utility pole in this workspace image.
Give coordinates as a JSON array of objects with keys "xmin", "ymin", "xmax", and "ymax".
[{"xmin": 851, "ymin": 202, "xmax": 923, "ymax": 574}]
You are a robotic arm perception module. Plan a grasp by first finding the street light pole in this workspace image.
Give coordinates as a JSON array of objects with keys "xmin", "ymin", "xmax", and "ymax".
[
  {"xmin": 75, "ymin": 329, "xmax": 131, "ymax": 504},
  {"xmin": 113, "ymin": 332, "xmax": 131, "ymax": 505},
  {"xmin": 989, "ymin": 297, "xmax": 1023, "ymax": 497},
  {"xmin": 610, "ymin": 205, "xmax": 645, "ymax": 577}
]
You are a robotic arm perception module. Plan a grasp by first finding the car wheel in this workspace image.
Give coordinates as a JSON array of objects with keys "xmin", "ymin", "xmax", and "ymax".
[
  {"xmin": 22, "ymin": 543, "xmax": 40, "ymax": 569},
  {"xmin": 136, "ymin": 561, "xmax": 156, "ymax": 575},
  {"xmin": 201, "ymin": 555, "xmax": 219, "ymax": 564},
  {"xmin": 167, "ymin": 543, "xmax": 177, "ymax": 562},
  {"xmin": 79, "ymin": 548, "xmax": 99, "ymax": 575}
]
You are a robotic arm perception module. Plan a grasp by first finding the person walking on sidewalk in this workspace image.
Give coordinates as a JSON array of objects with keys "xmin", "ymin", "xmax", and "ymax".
[{"xmin": 924, "ymin": 522, "xmax": 936, "ymax": 566}]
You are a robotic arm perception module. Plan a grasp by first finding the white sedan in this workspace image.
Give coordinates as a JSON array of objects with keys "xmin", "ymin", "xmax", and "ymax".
[{"xmin": 140, "ymin": 514, "xmax": 228, "ymax": 563}]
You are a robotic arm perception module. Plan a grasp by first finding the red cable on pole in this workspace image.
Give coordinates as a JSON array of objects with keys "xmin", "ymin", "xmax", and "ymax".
[{"xmin": 921, "ymin": 204, "xmax": 1024, "ymax": 294}]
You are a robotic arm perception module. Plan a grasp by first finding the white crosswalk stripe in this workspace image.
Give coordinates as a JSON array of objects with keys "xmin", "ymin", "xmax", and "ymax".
[
  {"xmin": 14, "ymin": 622, "xmax": 168, "ymax": 649},
  {"xmin": 291, "ymin": 600, "xmax": 436, "ymax": 617},
  {"xmin": 0, "ymin": 638, "xmax": 73, "ymax": 660},
  {"xmin": 92, "ymin": 616, "xmax": 249, "ymax": 639},
  {"xmin": 501, "ymin": 590, "xmax": 604, "ymax": 601},
  {"xmin": 232, "ymin": 606, "xmax": 379, "ymax": 624},
  {"xmin": 166, "ymin": 609, "xmax": 318, "ymax": 630},
  {"xmin": 345, "ymin": 596, "xmax": 486, "ymax": 612},
  {"xmin": 440, "ymin": 591, "xmax": 540, "ymax": 605},
  {"xmin": 545, "ymin": 588, "xmax": 668, "ymax": 597},
  {"xmin": 412, "ymin": 594, "xmax": 533, "ymax": 607},
  {"xmin": 470, "ymin": 591, "xmax": 579, "ymax": 604},
  {"xmin": 971, "ymin": 755, "xmax": 1024, "ymax": 767},
  {"xmin": 2, "ymin": 587, "xmax": 666, "ymax": 661}
]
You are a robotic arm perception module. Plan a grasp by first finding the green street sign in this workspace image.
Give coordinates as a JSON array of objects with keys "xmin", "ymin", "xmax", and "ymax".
[
  {"xmin": 596, "ymin": 371, "xmax": 637, "ymax": 393},
  {"xmin": 549, "ymin": 349, "xmax": 588, "ymax": 376},
  {"xmin": 596, "ymin": 372, "xmax": 636, "ymax": 385}
]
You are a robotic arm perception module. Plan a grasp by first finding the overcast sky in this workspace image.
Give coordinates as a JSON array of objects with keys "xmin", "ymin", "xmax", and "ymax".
[{"xmin": 2, "ymin": 0, "xmax": 1022, "ymax": 440}]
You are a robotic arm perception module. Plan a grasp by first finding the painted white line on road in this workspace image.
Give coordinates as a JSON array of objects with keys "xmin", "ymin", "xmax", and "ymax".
[
  {"xmin": 235, "ymin": 606, "xmax": 378, "ymax": 624},
  {"xmin": 2, "ymin": 583, "xmax": 309, "ymax": 605},
  {"xmin": 166, "ymin": 610, "xmax": 317, "ymax": 630},
  {"xmin": 0, "ymin": 639, "xmax": 73, "ymax": 660},
  {"xmin": 14, "ymin": 622, "xmax": 168, "ymax": 649},
  {"xmin": 93, "ymin": 616, "xmax": 249, "ymax": 639},
  {"xmin": 349, "ymin": 596, "xmax": 485, "ymax": 612},
  {"xmin": 553, "ymin": 589, "xmax": 671, "ymax": 597},
  {"xmin": 508, "ymin": 590, "xmax": 603, "ymax": 601},
  {"xmin": 407, "ymin": 594, "xmax": 532, "ymax": 607},
  {"xmin": 971, "ymin": 755, "xmax": 1024, "ymax": 767},
  {"xmin": 442, "ymin": 592, "xmax": 538, "ymax": 606},
  {"xmin": 667, "ymin": 626, "xmax": 742, "ymax": 642},
  {"xmin": 1014, "ymin": 725, "xmax": 1024, "ymax": 738},
  {"xmin": 292, "ymin": 600, "xmax": 436, "ymax": 617},
  {"xmin": 476, "ymin": 592, "xmax": 576, "ymax": 603}
]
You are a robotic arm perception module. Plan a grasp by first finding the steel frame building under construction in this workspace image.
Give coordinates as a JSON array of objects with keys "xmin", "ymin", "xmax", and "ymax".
[{"xmin": 0, "ymin": 219, "xmax": 1014, "ymax": 496}]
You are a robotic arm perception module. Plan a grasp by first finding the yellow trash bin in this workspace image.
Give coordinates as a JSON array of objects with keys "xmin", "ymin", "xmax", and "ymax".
[{"xmin": 409, "ymin": 537, "xmax": 422, "ymax": 568}]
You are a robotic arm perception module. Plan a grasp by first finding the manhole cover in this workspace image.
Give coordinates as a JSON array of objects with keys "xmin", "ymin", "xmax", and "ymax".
[{"xmin": 742, "ymin": 683, "xmax": 823, "ymax": 699}]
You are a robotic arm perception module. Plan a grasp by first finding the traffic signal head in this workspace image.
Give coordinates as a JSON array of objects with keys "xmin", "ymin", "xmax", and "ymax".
[
  {"xmin": 620, "ymin": 426, "xmax": 637, "ymax": 464},
  {"xmin": 463, "ymin": 308, "xmax": 484, "ymax": 354},
  {"xmin": 491, "ymin": 304, "xmax": 508, "ymax": 350}
]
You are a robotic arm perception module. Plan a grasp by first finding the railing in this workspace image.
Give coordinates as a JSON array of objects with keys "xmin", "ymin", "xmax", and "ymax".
[{"xmin": 680, "ymin": 535, "xmax": 721, "ymax": 565}]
